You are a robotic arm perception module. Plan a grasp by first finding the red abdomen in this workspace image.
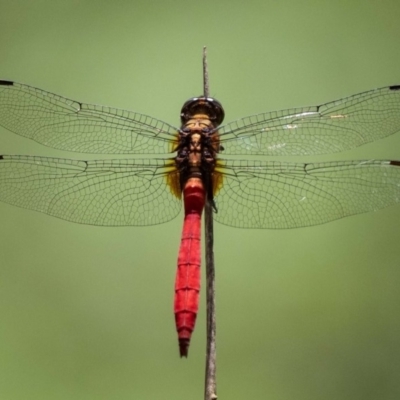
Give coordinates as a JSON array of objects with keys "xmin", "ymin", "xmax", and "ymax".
[{"xmin": 174, "ymin": 177, "xmax": 205, "ymax": 357}]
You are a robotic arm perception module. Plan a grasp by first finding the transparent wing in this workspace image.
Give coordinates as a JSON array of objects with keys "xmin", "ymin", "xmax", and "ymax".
[
  {"xmin": 0, "ymin": 81, "xmax": 179, "ymax": 154},
  {"xmin": 0, "ymin": 155, "xmax": 181, "ymax": 226},
  {"xmin": 214, "ymin": 159, "xmax": 400, "ymax": 229},
  {"xmin": 219, "ymin": 85, "xmax": 400, "ymax": 156}
]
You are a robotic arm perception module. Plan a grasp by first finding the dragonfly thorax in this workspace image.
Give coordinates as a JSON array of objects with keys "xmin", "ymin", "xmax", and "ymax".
[{"xmin": 175, "ymin": 114, "xmax": 221, "ymax": 200}]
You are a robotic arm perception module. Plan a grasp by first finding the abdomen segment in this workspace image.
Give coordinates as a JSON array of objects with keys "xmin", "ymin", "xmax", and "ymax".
[{"xmin": 174, "ymin": 178, "xmax": 205, "ymax": 357}]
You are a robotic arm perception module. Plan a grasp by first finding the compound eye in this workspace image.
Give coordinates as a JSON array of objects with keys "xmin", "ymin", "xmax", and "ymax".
[
  {"xmin": 182, "ymin": 127, "xmax": 191, "ymax": 134},
  {"xmin": 202, "ymin": 127, "xmax": 211, "ymax": 133}
]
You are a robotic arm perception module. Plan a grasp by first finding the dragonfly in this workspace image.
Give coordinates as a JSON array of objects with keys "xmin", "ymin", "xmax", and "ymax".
[{"xmin": 1, "ymin": 80, "xmax": 400, "ymax": 357}]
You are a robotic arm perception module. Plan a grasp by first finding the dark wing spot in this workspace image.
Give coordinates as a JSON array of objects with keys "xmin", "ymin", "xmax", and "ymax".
[
  {"xmin": 0, "ymin": 80, "xmax": 14, "ymax": 86},
  {"xmin": 389, "ymin": 85, "xmax": 400, "ymax": 91}
]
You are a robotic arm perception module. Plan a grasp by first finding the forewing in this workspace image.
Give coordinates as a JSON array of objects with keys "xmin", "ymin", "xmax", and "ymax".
[
  {"xmin": 0, "ymin": 155, "xmax": 181, "ymax": 226},
  {"xmin": 0, "ymin": 81, "xmax": 178, "ymax": 154},
  {"xmin": 219, "ymin": 86, "xmax": 400, "ymax": 156},
  {"xmin": 214, "ymin": 159, "xmax": 400, "ymax": 229}
]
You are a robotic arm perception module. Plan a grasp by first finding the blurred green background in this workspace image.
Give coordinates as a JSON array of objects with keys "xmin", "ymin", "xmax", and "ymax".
[{"xmin": 1, "ymin": 0, "xmax": 400, "ymax": 399}]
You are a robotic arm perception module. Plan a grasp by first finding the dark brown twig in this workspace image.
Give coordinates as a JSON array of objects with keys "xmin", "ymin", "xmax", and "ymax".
[
  {"xmin": 203, "ymin": 47, "xmax": 210, "ymax": 98},
  {"xmin": 203, "ymin": 46, "xmax": 217, "ymax": 400}
]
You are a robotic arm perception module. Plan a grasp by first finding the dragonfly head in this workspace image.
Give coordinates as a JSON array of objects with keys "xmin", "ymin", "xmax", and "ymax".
[{"xmin": 180, "ymin": 97, "xmax": 225, "ymax": 127}]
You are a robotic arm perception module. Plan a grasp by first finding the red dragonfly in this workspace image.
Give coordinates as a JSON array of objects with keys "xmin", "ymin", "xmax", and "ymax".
[{"xmin": 1, "ymin": 80, "xmax": 400, "ymax": 356}]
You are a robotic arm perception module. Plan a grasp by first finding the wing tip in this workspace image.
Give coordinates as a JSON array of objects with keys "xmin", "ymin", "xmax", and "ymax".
[{"xmin": 0, "ymin": 80, "xmax": 14, "ymax": 86}]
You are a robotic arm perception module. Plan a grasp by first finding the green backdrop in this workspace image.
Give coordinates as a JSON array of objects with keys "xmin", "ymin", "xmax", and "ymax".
[{"xmin": 1, "ymin": 1, "xmax": 400, "ymax": 399}]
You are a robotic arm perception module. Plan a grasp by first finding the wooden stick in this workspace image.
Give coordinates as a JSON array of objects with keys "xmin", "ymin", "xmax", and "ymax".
[
  {"xmin": 203, "ymin": 47, "xmax": 210, "ymax": 98},
  {"xmin": 203, "ymin": 46, "xmax": 217, "ymax": 400}
]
